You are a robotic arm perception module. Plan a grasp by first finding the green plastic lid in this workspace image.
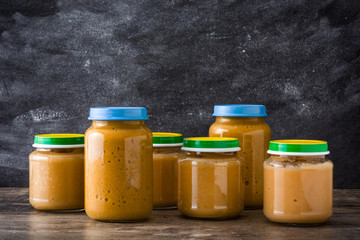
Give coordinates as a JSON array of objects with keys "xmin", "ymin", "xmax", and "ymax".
[
  {"xmin": 182, "ymin": 137, "xmax": 240, "ymax": 152},
  {"xmin": 268, "ymin": 140, "xmax": 330, "ymax": 155},
  {"xmin": 153, "ymin": 132, "xmax": 183, "ymax": 147},
  {"xmin": 33, "ymin": 134, "xmax": 84, "ymax": 148}
]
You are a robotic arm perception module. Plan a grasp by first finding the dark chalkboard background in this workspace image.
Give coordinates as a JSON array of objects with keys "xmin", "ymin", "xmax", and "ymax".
[{"xmin": 0, "ymin": 0, "xmax": 359, "ymax": 188}]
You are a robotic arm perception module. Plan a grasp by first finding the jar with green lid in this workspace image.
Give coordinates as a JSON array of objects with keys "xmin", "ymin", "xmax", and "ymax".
[
  {"xmin": 264, "ymin": 140, "xmax": 333, "ymax": 225},
  {"xmin": 152, "ymin": 132, "xmax": 183, "ymax": 209},
  {"xmin": 178, "ymin": 137, "xmax": 244, "ymax": 219},
  {"xmin": 29, "ymin": 134, "xmax": 84, "ymax": 211}
]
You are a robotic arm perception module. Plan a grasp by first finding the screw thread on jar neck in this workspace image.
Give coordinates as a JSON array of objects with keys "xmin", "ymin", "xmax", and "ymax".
[
  {"xmin": 215, "ymin": 116, "xmax": 264, "ymax": 124},
  {"xmin": 92, "ymin": 120, "xmax": 145, "ymax": 127},
  {"xmin": 185, "ymin": 151, "xmax": 238, "ymax": 158},
  {"xmin": 153, "ymin": 146, "xmax": 182, "ymax": 153},
  {"xmin": 271, "ymin": 155, "xmax": 327, "ymax": 162}
]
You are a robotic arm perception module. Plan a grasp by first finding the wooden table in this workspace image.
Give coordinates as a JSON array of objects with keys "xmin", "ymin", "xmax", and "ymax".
[{"xmin": 0, "ymin": 188, "xmax": 359, "ymax": 239}]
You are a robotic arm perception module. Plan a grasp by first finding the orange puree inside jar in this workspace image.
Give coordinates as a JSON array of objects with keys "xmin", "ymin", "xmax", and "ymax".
[
  {"xmin": 153, "ymin": 147, "xmax": 180, "ymax": 208},
  {"xmin": 209, "ymin": 105, "xmax": 271, "ymax": 209},
  {"xmin": 178, "ymin": 137, "xmax": 244, "ymax": 219},
  {"xmin": 263, "ymin": 140, "xmax": 333, "ymax": 224},
  {"xmin": 85, "ymin": 107, "xmax": 153, "ymax": 222},
  {"xmin": 29, "ymin": 134, "xmax": 84, "ymax": 211},
  {"xmin": 152, "ymin": 132, "xmax": 183, "ymax": 209}
]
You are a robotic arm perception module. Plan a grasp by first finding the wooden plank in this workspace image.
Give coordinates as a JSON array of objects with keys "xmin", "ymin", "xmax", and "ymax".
[{"xmin": 0, "ymin": 188, "xmax": 359, "ymax": 239}]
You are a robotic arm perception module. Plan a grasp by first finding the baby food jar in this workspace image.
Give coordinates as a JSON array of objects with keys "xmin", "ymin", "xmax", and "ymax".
[
  {"xmin": 263, "ymin": 140, "xmax": 333, "ymax": 225},
  {"xmin": 85, "ymin": 107, "xmax": 153, "ymax": 222},
  {"xmin": 178, "ymin": 137, "xmax": 244, "ymax": 219},
  {"xmin": 153, "ymin": 132, "xmax": 183, "ymax": 209},
  {"xmin": 209, "ymin": 105, "xmax": 271, "ymax": 209},
  {"xmin": 29, "ymin": 134, "xmax": 84, "ymax": 211}
]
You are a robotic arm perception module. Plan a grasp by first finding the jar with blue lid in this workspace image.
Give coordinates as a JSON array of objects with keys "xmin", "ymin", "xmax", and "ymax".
[
  {"xmin": 84, "ymin": 107, "xmax": 153, "ymax": 222},
  {"xmin": 209, "ymin": 105, "xmax": 271, "ymax": 209}
]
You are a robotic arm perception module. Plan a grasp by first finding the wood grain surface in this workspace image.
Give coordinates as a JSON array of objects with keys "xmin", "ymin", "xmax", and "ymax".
[{"xmin": 0, "ymin": 188, "xmax": 359, "ymax": 239}]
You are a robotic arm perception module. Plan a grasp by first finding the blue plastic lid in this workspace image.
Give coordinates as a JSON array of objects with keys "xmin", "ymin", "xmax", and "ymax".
[
  {"xmin": 88, "ymin": 107, "xmax": 148, "ymax": 120},
  {"xmin": 213, "ymin": 105, "xmax": 267, "ymax": 117}
]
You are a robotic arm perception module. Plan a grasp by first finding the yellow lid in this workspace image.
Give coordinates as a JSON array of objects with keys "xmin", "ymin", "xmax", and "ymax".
[
  {"xmin": 269, "ymin": 139, "xmax": 329, "ymax": 154},
  {"xmin": 33, "ymin": 134, "xmax": 84, "ymax": 147},
  {"xmin": 183, "ymin": 137, "xmax": 240, "ymax": 149},
  {"xmin": 153, "ymin": 132, "xmax": 183, "ymax": 144}
]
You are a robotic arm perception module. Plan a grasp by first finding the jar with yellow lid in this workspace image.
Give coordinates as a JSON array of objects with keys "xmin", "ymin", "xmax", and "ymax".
[
  {"xmin": 152, "ymin": 132, "xmax": 183, "ymax": 209},
  {"xmin": 263, "ymin": 140, "xmax": 333, "ymax": 225},
  {"xmin": 178, "ymin": 137, "xmax": 244, "ymax": 219},
  {"xmin": 209, "ymin": 105, "xmax": 271, "ymax": 209},
  {"xmin": 85, "ymin": 107, "xmax": 153, "ymax": 222},
  {"xmin": 29, "ymin": 134, "xmax": 84, "ymax": 211}
]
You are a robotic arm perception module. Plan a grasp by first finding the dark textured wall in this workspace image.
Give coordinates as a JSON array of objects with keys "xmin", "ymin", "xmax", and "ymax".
[{"xmin": 0, "ymin": 0, "xmax": 359, "ymax": 188}]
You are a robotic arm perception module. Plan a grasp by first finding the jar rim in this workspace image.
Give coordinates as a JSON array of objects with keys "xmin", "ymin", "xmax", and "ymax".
[
  {"xmin": 33, "ymin": 144, "xmax": 84, "ymax": 148},
  {"xmin": 267, "ymin": 150, "xmax": 330, "ymax": 156},
  {"xmin": 154, "ymin": 143, "xmax": 183, "ymax": 147},
  {"xmin": 182, "ymin": 147, "xmax": 240, "ymax": 153}
]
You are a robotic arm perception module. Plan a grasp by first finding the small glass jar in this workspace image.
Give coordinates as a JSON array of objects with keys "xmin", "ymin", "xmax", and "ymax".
[
  {"xmin": 178, "ymin": 137, "xmax": 244, "ymax": 219},
  {"xmin": 263, "ymin": 140, "xmax": 333, "ymax": 225},
  {"xmin": 209, "ymin": 105, "xmax": 271, "ymax": 209},
  {"xmin": 85, "ymin": 107, "xmax": 153, "ymax": 222},
  {"xmin": 29, "ymin": 134, "xmax": 84, "ymax": 211},
  {"xmin": 152, "ymin": 132, "xmax": 183, "ymax": 209}
]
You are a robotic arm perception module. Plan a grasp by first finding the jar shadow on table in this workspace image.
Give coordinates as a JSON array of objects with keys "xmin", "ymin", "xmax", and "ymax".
[
  {"xmin": 94, "ymin": 218, "xmax": 152, "ymax": 223},
  {"xmin": 153, "ymin": 206, "xmax": 178, "ymax": 210},
  {"xmin": 263, "ymin": 218, "xmax": 332, "ymax": 228},
  {"xmin": 178, "ymin": 214, "xmax": 244, "ymax": 221},
  {"xmin": 35, "ymin": 209, "xmax": 85, "ymax": 213}
]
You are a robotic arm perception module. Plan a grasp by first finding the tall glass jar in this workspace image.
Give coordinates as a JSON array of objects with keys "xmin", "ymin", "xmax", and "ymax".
[
  {"xmin": 264, "ymin": 140, "xmax": 333, "ymax": 225},
  {"xmin": 209, "ymin": 105, "xmax": 271, "ymax": 209},
  {"xmin": 29, "ymin": 134, "xmax": 84, "ymax": 211},
  {"xmin": 178, "ymin": 137, "xmax": 244, "ymax": 219},
  {"xmin": 152, "ymin": 132, "xmax": 183, "ymax": 209},
  {"xmin": 85, "ymin": 107, "xmax": 153, "ymax": 222}
]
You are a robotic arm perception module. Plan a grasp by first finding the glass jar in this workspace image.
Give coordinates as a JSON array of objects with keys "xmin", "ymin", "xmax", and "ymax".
[
  {"xmin": 29, "ymin": 134, "xmax": 84, "ymax": 211},
  {"xmin": 178, "ymin": 137, "xmax": 244, "ymax": 219},
  {"xmin": 152, "ymin": 132, "xmax": 183, "ymax": 209},
  {"xmin": 85, "ymin": 107, "xmax": 153, "ymax": 222},
  {"xmin": 209, "ymin": 105, "xmax": 271, "ymax": 209},
  {"xmin": 263, "ymin": 140, "xmax": 333, "ymax": 225}
]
